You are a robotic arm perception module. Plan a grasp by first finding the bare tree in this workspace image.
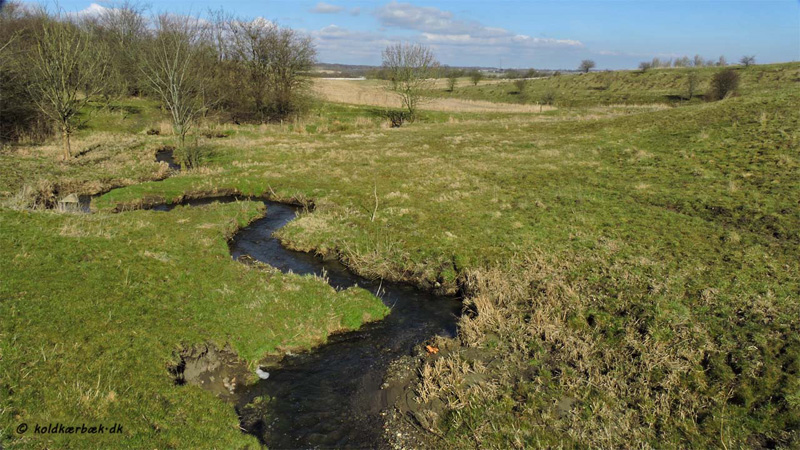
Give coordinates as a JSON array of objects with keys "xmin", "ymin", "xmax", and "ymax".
[
  {"xmin": 686, "ymin": 70, "xmax": 699, "ymax": 100},
  {"xmin": 228, "ymin": 17, "xmax": 316, "ymax": 121},
  {"xmin": 381, "ymin": 43, "xmax": 439, "ymax": 117},
  {"xmin": 140, "ymin": 14, "xmax": 209, "ymax": 152},
  {"xmin": 673, "ymin": 56, "xmax": 691, "ymax": 67},
  {"xmin": 693, "ymin": 54, "xmax": 704, "ymax": 67},
  {"xmin": 446, "ymin": 74, "xmax": 458, "ymax": 92},
  {"xmin": 578, "ymin": 59, "xmax": 595, "ymax": 73},
  {"xmin": 469, "ymin": 70, "xmax": 483, "ymax": 86},
  {"xmin": 26, "ymin": 18, "xmax": 108, "ymax": 159},
  {"xmin": 638, "ymin": 61, "xmax": 653, "ymax": 72},
  {"xmin": 716, "ymin": 55, "xmax": 727, "ymax": 67},
  {"xmin": 651, "ymin": 57, "xmax": 662, "ymax": 68},
  {"xmin": 444, "ymin": 67, "xmax": 461, "ymax": 92},
  {"xmin": 91, "ymin": 1, "xmax": 149, "ymax": 97},
  {"xmin": 740, "ymin": 55, "xmax": 755, "ymax": 67}
]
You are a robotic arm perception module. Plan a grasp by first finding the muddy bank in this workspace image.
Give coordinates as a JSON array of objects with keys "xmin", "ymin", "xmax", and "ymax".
[{"xmin": 155, "ymin": 148, "xmax": 181, "ymax": 171}]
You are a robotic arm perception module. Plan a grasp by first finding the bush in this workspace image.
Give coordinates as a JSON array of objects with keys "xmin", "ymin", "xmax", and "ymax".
[
  {"xmin": 709, "ymin": 69, "xmax": 740, "ymax": 100},
  {"xmin": 513, "ymin": 79, "xmax": 528, "ymax": 94},
  {"xmin": 384, "ymin": 109, "xmax": 412, "ymax": 128},
  {"xmin": 541, "ymin": 91, "xmax": 556, "ymax": 106}
]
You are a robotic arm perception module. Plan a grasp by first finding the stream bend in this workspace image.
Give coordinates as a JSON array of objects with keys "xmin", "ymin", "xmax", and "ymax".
[{"xmin": 165, "ymin": 197, "xmax": 461, "ymax": 449}]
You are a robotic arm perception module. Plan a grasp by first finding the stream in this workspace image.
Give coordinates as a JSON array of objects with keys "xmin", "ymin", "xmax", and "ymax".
[
  {"xmin": 162, "ymin": 197, "xmax": 461, "ymax": 448},
  {"xmin": 125, "ymin": 151, "xmax": 462, "ymax": 447}
]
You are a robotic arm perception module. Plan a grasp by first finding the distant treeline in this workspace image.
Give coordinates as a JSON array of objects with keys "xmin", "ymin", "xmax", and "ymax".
[
  {"xmin": 0, "ymin": 2, "xmax": 316, "ymax": 148},
  {"xmin": 638, "ymin": 54, "xmax": 755, "ymax": 71}
]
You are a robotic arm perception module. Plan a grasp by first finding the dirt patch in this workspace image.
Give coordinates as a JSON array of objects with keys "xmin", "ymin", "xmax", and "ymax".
[
  {"xmin": 169, "ymin": 343, "xmax": 253, "ymax": 401},
  {"xmin": 381, "ymin": 336, "xmax": 486, "ymax": 449}
]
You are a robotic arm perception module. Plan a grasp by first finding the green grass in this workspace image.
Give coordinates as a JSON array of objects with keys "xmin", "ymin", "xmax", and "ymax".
[
  {"xmin": 0, "ymin": 203, "xmax": 387, "ymax": 448},
  {"xmin": 2, "ymin": 62, "xmax": 799, "ymax": 448},
  {"xmin": 429, "ymin": 63, "xmax": 800, "ymax": 107}
]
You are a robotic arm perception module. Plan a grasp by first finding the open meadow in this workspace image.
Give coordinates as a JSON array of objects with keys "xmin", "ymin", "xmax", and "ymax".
[{"xmin": 2, "ymin": 60, "xmax": 798, "ymax": 448}]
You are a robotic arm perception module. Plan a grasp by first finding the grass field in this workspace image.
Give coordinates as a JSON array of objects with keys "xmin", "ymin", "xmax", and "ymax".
[
  {"xmin": 2, "ymin": 62, "xmax": 799, "ymax": 448},
  {"xmin": 427, "ymin": 63, "xmax": 800, "ymax": 107}
]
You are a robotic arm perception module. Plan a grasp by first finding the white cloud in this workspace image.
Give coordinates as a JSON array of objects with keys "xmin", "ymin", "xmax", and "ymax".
[
  {"xmin": 373, "ymin": 1, "xmax": 582, "ymax": 51},
  {"xmin": 308, "ymin": 3, "xmax": 585, "ymax": 67},
  {"xmin": 80, "ymin": 3, "xmax": 109, "ymax": 16},
  {"xmin": 67, "ymin": 2, "xmax": 110, "ymax": 19},
  {"xmin": 310, "ymin": 2, "xmax": 344, "ymax": 14}
]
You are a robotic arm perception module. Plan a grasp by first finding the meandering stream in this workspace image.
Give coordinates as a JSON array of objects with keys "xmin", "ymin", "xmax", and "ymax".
[
  {"xmin": 119, "ymin": 151, "xmax": 462, "ymax": 448},
  {"xmin": 161, "ymin": 197, "xmax": 461, "ymax": 448}
]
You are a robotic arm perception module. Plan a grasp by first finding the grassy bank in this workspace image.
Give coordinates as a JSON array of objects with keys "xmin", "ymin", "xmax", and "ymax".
[
  {"xmin": 427, "ymin": 63, "xmax": 800, "ymax": 107},
  {"xmin": 0, "ymin": 202, "xmax": 387, "ymax": 448},
  {"xmin": 2, "ymin": 62, "xmax": 799, "ymax": 447}
]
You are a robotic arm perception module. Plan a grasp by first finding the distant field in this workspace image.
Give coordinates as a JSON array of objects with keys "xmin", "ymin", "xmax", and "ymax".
[
  {"xmin": 2, "ymin": 62, "xmax": 799, "ymax": 448},
  {"xmin": 312, "ymin": 78, "xmax": 554, "ymax": 112}
]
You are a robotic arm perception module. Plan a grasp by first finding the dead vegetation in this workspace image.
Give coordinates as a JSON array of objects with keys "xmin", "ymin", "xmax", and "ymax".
[
  {"xmin": 411, "ymin": 251, "xmax": 800, "ymax": 448},
  {"xmin": 312, "ymin": 79, "xmax": 555, "ymax": 113}
]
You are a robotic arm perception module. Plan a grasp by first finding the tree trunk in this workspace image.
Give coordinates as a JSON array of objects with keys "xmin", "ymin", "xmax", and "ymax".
[{"xmin": 62, "ymin": 126, "xmax": 71, "ymax": 159}]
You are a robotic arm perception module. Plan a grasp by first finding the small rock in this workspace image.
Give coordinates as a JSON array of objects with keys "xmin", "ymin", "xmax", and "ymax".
[{"xmin": 256, "ymin": 368, "xmax": 270, "ymax": 380}]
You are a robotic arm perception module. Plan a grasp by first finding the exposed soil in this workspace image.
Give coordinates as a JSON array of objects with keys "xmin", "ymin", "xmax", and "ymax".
[{"xmin": 169, "ymin": 343, "xmax": 252, "ymax": 402}]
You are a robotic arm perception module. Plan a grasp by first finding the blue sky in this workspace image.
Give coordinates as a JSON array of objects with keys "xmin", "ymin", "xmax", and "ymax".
[{"xmin": 28, "ymin": 0, "xmax": 800, "ymax": 69}]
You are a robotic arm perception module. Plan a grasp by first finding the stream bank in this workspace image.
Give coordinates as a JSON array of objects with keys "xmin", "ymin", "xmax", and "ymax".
[{"xmin": 156, "ymin": 197, "xmax": 461, "ymax": 448}]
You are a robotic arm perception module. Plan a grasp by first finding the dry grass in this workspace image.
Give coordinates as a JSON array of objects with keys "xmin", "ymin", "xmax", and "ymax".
[
  {"xmin": 312, "ymin": 79, "xmax": 555, "ymax": 113},
  {"xmin": 0, "ymin": 133, "xmax": 169, "ymax": 206}
]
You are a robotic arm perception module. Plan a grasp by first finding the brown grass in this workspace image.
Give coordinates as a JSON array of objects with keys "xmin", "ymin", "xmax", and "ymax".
[
  {"xmin": 413, "ymin": 252, "xmax": 741, "ymax": 447},
  {"xmin": 312, "ymin": 79, "xmax": 555, "ymax": 113}
]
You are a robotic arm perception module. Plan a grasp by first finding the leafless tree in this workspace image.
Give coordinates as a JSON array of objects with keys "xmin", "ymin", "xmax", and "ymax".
[
  {"xmin": 381, "ymin": 43, "xmax": 439, "ymax": 117},
  {"xmin": 446, "ymin": 75, "xmax": 458, "ymax": 92},
  {"xmin": 140, "ymin": 14, "xmax": 210, "ymax": 151},
  {"xmin": 444, "ymin": 68, "xmax": 461, "ymax": 92},
  {"xmin": 651, "ymin": 57, "xmax": 662, "ymax": 68},
  {"xmin": 91, "ymin": 1, "xmax": 149, "ymax": 96},
  {"xmin": 673, "ymin": 56, "xmax": 691, "ymax": 67},
  {"xmin": 717, "ymin": 55, "xmax": 727, "ymax": 67},
  {"xmin": 740, "ymin": 55, "xmax": 755, "ymax": 67},
  {"xmin": 686, "ymin": 70, "xmax": 699, "ymax": 100},
  {"xmin": 228, "ymin": 17, "xmax": 316, "ymax": 121},
  {"xmin": 26, "ymin": 18, "xmax": 109, "ymax": 159},
  {"xmin": 693, "ymin": 54, "xmax": 704, "ymax": 67},
  {"xmin": 579, "ymin": 59, "xmax": 595, "ymax": 73},
  {"xmin": 638, "ymin": 61, "xmax": 652, "ymax": 72}
]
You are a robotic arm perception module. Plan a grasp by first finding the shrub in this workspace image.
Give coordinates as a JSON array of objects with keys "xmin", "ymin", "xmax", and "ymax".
[
  {"xmin": 541, "ymin": 91, "xmax": 556, "ymax": 106},
  {"xmin": 513, "ymin": 78, "xmax": 528, "ymax": 94},
  {"xmin": 384, "ymin": 109, "xmax": 411, "ymax": 128},
  {"xmin": 709, "ymin": 69, "xmax": 740, "ymax": 100},
  {"xmin": 579, "ymin": 59, "xmax": 595, "ymax": 73},
  {"xmin": 469, "ymin": 70, "xmax": 483, "ymax": 86}
]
